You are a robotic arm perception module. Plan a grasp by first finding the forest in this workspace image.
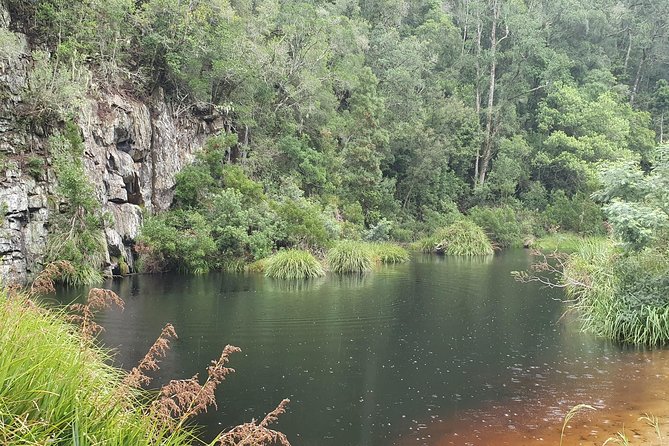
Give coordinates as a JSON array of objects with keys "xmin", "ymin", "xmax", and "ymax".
[
  {"xmin": 3, "ymin": 1, "xmax": 669, "ymax": 445},
  {"xmin": 2, "ymin": 0, "xmax": 669, "ymax": 343}
]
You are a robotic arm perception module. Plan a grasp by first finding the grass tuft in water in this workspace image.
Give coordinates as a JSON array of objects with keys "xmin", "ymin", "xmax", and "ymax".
[
  {"xmin": 369, "ymin": 242, "xmax": 410, "ymax": 264},
  {"xmin": 264, "ymin": 249, "xmax": 325, "ymax": 279},
  {"xmin": 421, "ymin": 220, "xmax": 494, "ymax": 256},
  {"xmin": 327, "ymin": 241, "xmax": 376, "ymax": 274}
]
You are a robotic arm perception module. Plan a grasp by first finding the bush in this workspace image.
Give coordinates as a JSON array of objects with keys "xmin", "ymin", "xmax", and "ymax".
[
  {"xmin": 469, "ymin": 205, "xmax": 523, "ymax": 248},
  {"xmin": 431, "ymin": 220, "xmax": 494, "ymax": 256},
  {"xmin": 138, "ymin": 211, "xmax": 216, "ymax": 274},
  {"xmin": 543, "ymin": 191, "xmax": 606, "ymax": 235},
  {"xmin": 45, "ymin": 124, "xmax": 107, "ymax": 285},
  {"xmin": 370, "ymin": 242, "xmax": 410, "ymax": 264},
  {"xmin": 565, "ymin": 241, "xmax": 669, "ymax": 345},
  {"xmin": 327, "ymin": 241, "xmax": 376, "ymax": 274},
  {"xmin": 264, "ymin": 249, "xmax": 325, "ymax": 279},
  {"xmin": 23, "ymin": 51, "xmax": 89, "ymax": 123}
]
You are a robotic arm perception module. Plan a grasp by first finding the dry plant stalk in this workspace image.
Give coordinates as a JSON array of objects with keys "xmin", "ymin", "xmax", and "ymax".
[
  {"xmin": 217, "ymin": 399, "xmax": 292, "ymax": 446},
  {"xmin": 123, "ymin": 323, "xmax": 178, "ymax": 388},
  {"xmin": 66, "ymin": 288, "xmax": 125, "ymax": 340},
  {"xmin": 152, "ymin": 345, "xmax": 241, "ymax": 429},
  {"xmin": 29, "ymin": 260, "xmax": 75, "ymax": 296}
]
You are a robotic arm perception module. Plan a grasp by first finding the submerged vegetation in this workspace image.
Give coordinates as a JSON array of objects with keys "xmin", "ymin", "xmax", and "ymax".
[{"xmin": 264, "ymin": 249, "xmax": 325, "ymax": 279}]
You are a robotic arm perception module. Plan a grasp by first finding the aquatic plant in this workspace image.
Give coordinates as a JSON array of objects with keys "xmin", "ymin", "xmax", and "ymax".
[
  {"xmin": 327, "ymin": 241, "xmax": 375, "ymax": 274},
  {"xmin": 517, "ymin": 239, "xmax": 669, "ymax": 345},
  {"xmin": 370, "ymin": 242, "xmax": 410, "ymax": 264},
  {"xmin": 432, "ymin": 220, "xmax": 494, "ymax": 256},
  {"xmin": 559, "ymin": 404, "xmax": 595, "ymax": 446},
  {"xmin": 264, "ymin": 249, "xmax": 325, "ymax": 279}
]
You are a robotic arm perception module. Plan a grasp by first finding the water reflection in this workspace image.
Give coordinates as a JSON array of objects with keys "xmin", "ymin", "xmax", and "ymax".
[{"xmin": 55, "ymin": 250, "xmax": 669, "ymax": 446}]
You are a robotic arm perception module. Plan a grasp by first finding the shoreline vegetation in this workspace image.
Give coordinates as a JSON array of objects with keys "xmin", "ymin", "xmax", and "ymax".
[{"xmin": 0, "ymin": 266, "xmax": 292, "ymax": 446}]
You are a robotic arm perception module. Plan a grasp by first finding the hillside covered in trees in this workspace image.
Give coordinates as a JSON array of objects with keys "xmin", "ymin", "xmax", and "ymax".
[{"xmin": 1, "ymin": 0, "xmax": 668, "ymax": 277}]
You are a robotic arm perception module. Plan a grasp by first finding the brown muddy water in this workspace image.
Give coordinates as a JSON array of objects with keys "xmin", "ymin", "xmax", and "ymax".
[{"xmin": 56, "ymin": 250, "xmax": 669, "ymax": 446}]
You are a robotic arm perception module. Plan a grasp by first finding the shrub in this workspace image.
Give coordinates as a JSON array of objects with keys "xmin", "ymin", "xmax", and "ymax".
[
  {"xmin": 469, "ymin": 205, "xmax": 523, "ymax": 248},
  {"xmin": 45, "ymin": 124, "xmax": 107, "ymax": 285},
  {"xmin": 327, "ymin": 241, "xmax": 376, "ymax": 274},
  {"xmin": 364, "ymin": 218, "xmax": 393, "ymax": 242},
  {"xmin": 543, "ymin": 191, "xmax": 606, "ymax": 235},
  {"xmin": 138, "ymin": 211, "xmax": 216, "ymax": 274},
  {"xmin": 432, "ymin": 220, "xmax": 494, "ymax": 256},
  {"xmin": 370, "ymin": 242, "xmax": 410, "ymax": 264},
  {"xmin": 23, "ymin": 50, "xmax": 89, "ymax": 123},
  {"xmin": 264, "ymin": 250, "xmax": 325, "ymax": 279}
]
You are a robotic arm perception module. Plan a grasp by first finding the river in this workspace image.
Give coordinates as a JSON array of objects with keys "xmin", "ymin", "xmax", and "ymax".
[{"xmin": 55, "ymin": 250, "xmax": 669, "ymax": 445}]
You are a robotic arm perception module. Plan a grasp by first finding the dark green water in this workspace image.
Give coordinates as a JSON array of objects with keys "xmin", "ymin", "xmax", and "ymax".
[{"xmin": 55, "ymin": 250, "xmax": 643, "ymax": 445}]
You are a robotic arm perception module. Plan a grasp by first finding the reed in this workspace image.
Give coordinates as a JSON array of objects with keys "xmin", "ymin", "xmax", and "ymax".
[
  {"xmin": 264, "ymin": 249, "xmax": 325, "ymax": 279},
  {"xmin": 327, "ymin": 241, "xmax": 376, "ymax": 274},
  {"xmin": 370, "ymin": 242, "xmax": 410, "ymax": 264}
]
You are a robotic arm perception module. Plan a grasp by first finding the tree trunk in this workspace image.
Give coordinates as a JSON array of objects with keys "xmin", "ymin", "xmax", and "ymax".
[
  {"xmin": 477, "ymin": 0, "xmax": 506, "ymax": 187},
  {"xmin": 473, "ymin": 8, "xmax": 483, "ymax": 185},
  {"xmin": 630, "ymin": 48, "xmax": 646, "ymax": 105}
]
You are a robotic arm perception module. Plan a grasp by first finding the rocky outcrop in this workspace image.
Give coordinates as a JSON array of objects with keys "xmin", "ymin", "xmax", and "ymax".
[{"xmin": 0, "ymin": 1, "xmax": 225, "ymax": 283}]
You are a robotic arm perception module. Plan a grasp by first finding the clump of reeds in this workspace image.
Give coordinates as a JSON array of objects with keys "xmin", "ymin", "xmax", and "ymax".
[
  {"xmin": 0, "ymin": 278, "xmax": 293, "ymax": 445},
  {"xmin": 370, "ymin": 242, "xmax": 410, "ymax": 264},
  {"xmin": 264, "ymin": 249, "xmax": 325, "ymax": 279},
  {"xmin": 247, "ymin": 257, "xmax": 268, "ymax": 273},
  {"xmin": 327, "ymin": 241, "xmax": 376, "ymax": 274},
  {"xmin": 0, "ymin": 288, "xmax": 192, "ymax": 445},
  {"xmin": 431, "ymin": 220, "xmax": 494, "ymax": 256}
]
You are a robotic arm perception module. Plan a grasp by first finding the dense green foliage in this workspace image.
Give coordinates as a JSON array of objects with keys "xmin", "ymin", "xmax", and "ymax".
[
  {"xmin": 0, "ymin": 293, "xmax": 193, "ymax": 445},
  {"xmin": 327, "ymin": 241, "xmax": 376, "ymax": 274},
  {"xmin": 553, "ymin": 146, "xmax": 669, "ymax": 344},
  {"xmin": 565, "ymin": 240, "xmax": 669, "ymax": 345},
  {"xmin": 6, "ymin": 0, "xmax": 667, "ymax": 260},
  {"xmin": 45, "ymin": 122, "xmax": 107, "ymax": 285},
  {"xmin": 417, "ymin": 220, "xmax": 494, "ymax": 256},
  {"xmin": 264, "ymin": 249, "xmax": 325, "ymax": 279},
  {"xmin": 370, "ymin": 243, "xmax": 411, "ymax": 264}
]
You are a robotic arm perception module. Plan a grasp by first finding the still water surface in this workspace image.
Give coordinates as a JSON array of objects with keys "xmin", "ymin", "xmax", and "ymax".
[{"xmin": 56, "ymin": 250, "xmax": 669, "ymax": 445}]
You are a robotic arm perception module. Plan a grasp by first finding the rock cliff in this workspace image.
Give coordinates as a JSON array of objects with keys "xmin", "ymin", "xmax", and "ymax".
[{"xmin": 0, "ymin": 2, "xmax": 223, "ymax": 283}]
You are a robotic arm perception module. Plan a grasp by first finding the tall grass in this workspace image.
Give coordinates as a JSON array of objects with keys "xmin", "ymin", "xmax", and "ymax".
[
  {"xmin": 369, "ymin": 242, "xmax": 410, "ymax": 264},
  {"xmin": 0, "ymin": 292, "xmax": 193, "ymax": 445},
  {"xmin": 419, "ymin": 220, "xmax": 494, "ymax": 256},
  {"xmin": 0, "ymin": 273, "xmax": 292, "ymax": 445},
  {"xmin": 564, "ymin": 240, "xmax": 669, "ymax": 345},
  {"xmin": 534, "ymin": 233, "xmax": 607, "ymax": 253},
  {"xmin": 327, "ymin": 241, "xmax": 376, "ymax": 274},
  {"xmin": 264, "ymin": 249, "xmax": 325, "ymax": 279}
]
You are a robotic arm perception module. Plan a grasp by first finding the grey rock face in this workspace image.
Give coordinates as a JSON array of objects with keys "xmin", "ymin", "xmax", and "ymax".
[{"xmin": 0, "ymin": 2, "xmax": 221, "ymax": 283}]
